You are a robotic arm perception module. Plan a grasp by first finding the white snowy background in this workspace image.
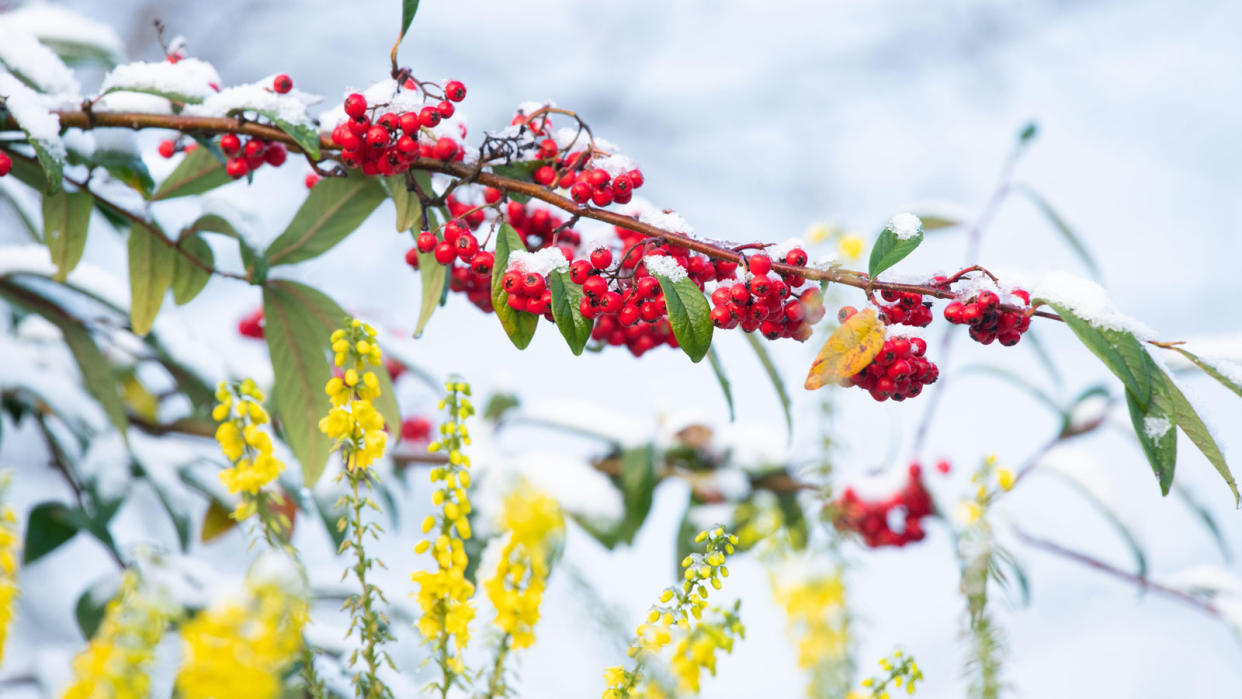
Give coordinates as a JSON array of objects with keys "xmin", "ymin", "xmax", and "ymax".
[{"xmin": 2, "ymin": 0, "xmax": 1242, "ymax": 697}]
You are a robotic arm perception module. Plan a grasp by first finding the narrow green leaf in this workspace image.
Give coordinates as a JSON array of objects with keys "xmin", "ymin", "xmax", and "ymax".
[
  {"xmin": 413, "ymin": 250, "xmax": 447, "ymax": 338},
  {"xmin": 265, "ymin": 173, "xmax": 385, "ymax": 266},
  {"xmin": 75, "ymin": 576, "xmax": 118, "ymax": 639},
  {"xmin": 1037, "ymin": 300, "xmax": 1151, "ymax": 408},
  {"xmin": 91, "ymin": 149, "xmax": 154, "ymax": 197},
  {"xmin": 270, "ymin": 118, "xmax": 320, "ymax": 160},
  {"xmin": 1172, "ymin": 483, "xmax": 1232, "ymax": 563},
  {"xmin": 616, "ymin": 445, "xmax": 656, "ymax": 544},
  {"xmin": 23, "ymin": 501, "xmax": 80, "ymax": 563},
  {"xmin": 916, "ymin": 213, "xmax": 963, "ymax": 231},
  {"xmin": 1125, "ymin": 383, "xmax": 1177, "ymax": 495},
  {"xmin": 1165, "ymin": 346, "xmax": 1242, "ymax": 399},
  {"xmin": 548, "ymin": 269, "xmax": 592, "ymax": 355},
  {"xmin": 489, "ymin": 223, "xmax": 538, "ymax": 349},
  {"xmin": 42, "ymin": 189, "xmax": 93, "ymax": 282},
  {"xmin": 867, "ymin": 219, "xmax": 923, "ymax": 279},
  {"xmin": 745, "ymin": 333, "xmax": 792, "ymax": 439},
  {"xmin": 151, "ymin": 147, "xmax": 231, "ymax": 201},
  {"xmin": 101, "ymin": 84, "xmax": 205, "ymax": 105},
  {"xmin": 171, "ymin": 235, "xmax": 213, "ymax": 305},
  {"xmin": 706, "ymin": 347, "xmax": 735, "ymax": 421},
  {"xmin": 400, "ymin": 0, "xmax": 421, "ymax": 40},
  {"xmin": 1051, "ymin": 470, "xmax": 1148, "ymax": 580},
  {"xmin": 1016, "ymin": 186, "xmax": 1102, "ymax": 278},
  {"xmin": 263, "ymin": 281, "xmax": 334, "ymax": 487},
  {"xmin": 61, "ymin": 321, "xmax": 128, "ymax": 435},
  {"xmin": 652, "ymin": 273, "xmax": 713, "ymax": 363},
  {"xmin": 127, "ymin": 223, "xmax": 174, "ymax": 336},
  {"xmin": 186, "ymin": 213, "xmax": 240, "ymax": 239},
  {"xmin": 382, "ymin": 173, "xmax": 427, "ymax": 232},
  {"xmin": 1162, "ymin": 373, "xmax": 1239, "ymax": 505}
]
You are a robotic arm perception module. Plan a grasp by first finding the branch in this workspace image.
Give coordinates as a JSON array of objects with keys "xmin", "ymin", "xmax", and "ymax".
[{"xmin": 1012, "ymin": 526, "xmax": 1222, "ymax": 620}]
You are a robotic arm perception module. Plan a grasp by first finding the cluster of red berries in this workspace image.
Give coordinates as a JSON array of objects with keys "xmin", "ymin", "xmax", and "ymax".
[
  {"xmin": 330, "ymin": 81, "xmax": 467, "ymax": 176},
  {"xmin": 837, "ymin": 306, "xmax": 938, "ymax": 401},
  {"xmin": 400, "ymin": 415, "xmax": 433, "ymax": 444},
  {"xmin": 531, "ymin": 157, "xmax": 645, "ymax": 208},
  {"xmin": 219, "ymin": 133, "xmax": 287, "ymax": 179},
  {"xmin": 500, "ymin": 263, "xmax": 556, "ymax": 316},
  {"xmin": 412, "ymin": 217, "xmax": 495, "ymax": 311},
  {"xmin": 237, "ymin": 309, "xmax": 264, "ymax": 339},
  {"xmin": 574, "ymin": 250, "xmax": 678, "ymax": 356},
  {"xmin": 943, "ymin": 288, "xmax": 1031, "ymax": 346},
  {"xmin": 833, "ymin": 463, "xmax": 935, "ymax": 548},
  {"xmin": 0, "ymin": 152, "xmax": 11, "ymax": 177},
  {"xmin": 875, "ymin": 286, "xmax": 935, "ymax": 327},
  {"xmin": 708, "ymin": 252, "xmax": 824, "ymax": 340}
]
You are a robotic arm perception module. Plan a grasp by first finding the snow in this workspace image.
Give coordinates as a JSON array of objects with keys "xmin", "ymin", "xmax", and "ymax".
[
  {"xmin": 1, "ymin": 5, "xmax": 125, "ymax": 62},
  {"xmin": 187, "ymin": 82, "xmax": 321, "ymax": 126},
  {"xmin": 643, "ymin": 254, "xmax": 688, "ymax": 282},
  {"xmin": 0, "ymin": 71, "xmax": 67, "ymax": 150},
  {"xmin": 0, "ymin": 23, "xmax": 81, "ymax": 96},
  {"xmin": 100, "ymin": 58, "xmax": 222, "ymax": 102},
  {"xmin": 593, "ymin": 153, "xmax": 637, "ymax": 177},
  {"xmin": 0, "ymin": 332, "xmax": 107, "ymax": 432},
  {"xmin": 1142, "ymin": 415, "xmax": 1172, "ymax": 441},
  {"xmin": 93, "ymin": 91, "xmax": 174, "ymax": 115},
  {"xmin": 473, "ymin": 450, "xmax": 624, "ymax": 523},
  {"xmin": 888, "ymin": 212, "xmax": 922, "ymax": 240},
  {"xmin": 1028, "ymin": 270, "xmax": 1156, "ymax": 337},
  {"xmin": 507, "ymin": 247, "xmax": 570, "ymax": 276},
  {"xmin": 616, "ymin": 196, "xmax": 694, "ymax": 234},
  {"xmin": 766, "ymin": 237, "xmax": 807, "ymax": 262}
]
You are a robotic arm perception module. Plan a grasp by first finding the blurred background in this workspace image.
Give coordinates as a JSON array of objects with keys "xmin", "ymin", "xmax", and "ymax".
[{"xmin": 2, "ymin": 0, "xmax": 1241, "ymax": 696}]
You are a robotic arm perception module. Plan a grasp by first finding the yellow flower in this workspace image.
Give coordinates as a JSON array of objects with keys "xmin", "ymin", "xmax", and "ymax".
[
  {"xmin": 63, "ymin": 571, "xmax": 174, "ymax": 699},
  {"xmin": 997, "ymin": 468, "xmax": 1015, "ymax": 492},
  {"xmin": 176, "ymin": 561, "xmax": 307, "ymax": 699},
  {"xmin": 0, "ymin": 487, "xmax": 18, "ymax": 666},
  {"xmin": 839, "ymin": 234, "xmax": 865, "ymax": 261},
  {"xmin": 212, "ymin": 381, "xmax": 286, "ymax": 526},
  {"xmin": 484, "ymin": 486, "xmax": 563, "ymax": 651}
]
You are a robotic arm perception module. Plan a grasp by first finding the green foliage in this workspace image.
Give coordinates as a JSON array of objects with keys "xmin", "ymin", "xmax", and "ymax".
[
  {"xmin": 653, "ymin": 273, "xmax": 712, "ymax": 363},
  {"xmin": 265, "ymin": 173, "xmax": 386, "ymax": 266},
  {"xmin": 706, "ymin": 347, "xmax": 736, "ymax": 421},
  {"xmin": 127, "ymin": 223, "xmax": 175, "ymax": 336},
  {"xmin": 548, "ymin": 269, "xmax": 592, "ymax": 355},
  {"xmin": 867, "ymin": 218, "xmax": 923, "ymax": 279},
  {"xmin": 489, "ymin": 223, "xmax": 539, "ymax": 349},
  {"xmin": 42, "ymin": 189, "xmax": 93, "ymax": 282},
  {"xmin": 151, "ymin": 147, "xmax": 231, "ymax": 201},
  {"xmin": 413, "ymin": 249, "xmax": 447, "ymax": 338}
]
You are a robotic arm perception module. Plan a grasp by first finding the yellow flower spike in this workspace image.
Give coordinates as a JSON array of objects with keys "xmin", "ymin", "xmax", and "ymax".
[
  {"xmin": 356, "ymin": 340, "xmax": 371, "ymax": 355},
  {"xmin": 997, "ymin": 468, "xmax": 1016, "ymax": 492},
  {"xmin": 838, "ymin": 234, "xmax": 865, "ymax": 261},
  {"xmin": 984, "ymin": 453, "xmax": 998, "ymax": 467},
  {"xmin": 330, "ymin": 329, "xmax": 345, "ymax": 342},
  {"xmin": 660, "ymin": 589, "xmax": 674, "ymax": 603},
  {"xmin": 414, "ymin": 540, "xmax": 430, "ymax": 554},
  {"xmin": 211, "ymin": 403, "xmax": 230, "ymax": 421},
  {"xmin": 344, "ymin": 369, "xmax": 358, "ymax": 387},
  {"xmin": 861, "ymin": 678, "xmax": 874, "ymax": 688}
]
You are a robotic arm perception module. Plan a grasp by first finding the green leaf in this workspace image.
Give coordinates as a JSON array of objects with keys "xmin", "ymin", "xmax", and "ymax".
[
  {"xmin": 400, "ymin": 0, "xmax": 421, "ymax": 40},
  {"xmin": 382, "ymin": 173, "xmax": 427, "ymax": 232},
  {"xmin": 1162, "ymin": 373, "xmax": 1239, "ymax": 505},
  {"xmin": 1016, "ymin": 186, "xmax": 1101, "ymax": 278},
  {"xmin": 616, "ymin": 445, "xmax": 656, "ymax": 544},
  {"xmin": 101, "ymin": 84, "xmax": 206, "ymax": 105},
  {"xmin": 490, "ymin": 161, "xmax": 545, "ymax": 204},
  {"xmin": 29, "ymin": 140, "xmax": 64, "ymax": 196},
  {"xmin": 916, "ymin": 212, "xmax": 964, "ymax": 231},
  {"xmin": 151, "ymin": 147, "xmax": 231, "ymax": 201},
  {"xmin": 867, "ymin": 219, "xmax": 924, "ymax": 279},
  {"xmin": 42, "ymin": 189, "xmax": 93, "ymax": 282},
  {"xmin": 171, "ymin": 235, "xmax": 213, "ymax": 305},
  {"xmin": 1125, "ymin": 380, "xmax": 1177, "ymax": 495},
  {"xmin": 91, "ymin": 149, "xmax": 154, "ymax": 197},
  {"xmin": 489, "ymin": 223, "xmax": 538, "ymax": 349},
  {"xmin": 1165, "ymin": 346, "xmax": 1242, "ymax": 399},
  {"xmin": 706, "ymin": 347, "xmax": 735, "ymax": 421},
  {"xmin": 270, "ymin": 119, "xmax": 321, "ymax": 160},
  {"xmin": 263, "ymin": 281, "xmax": 335, "ymax": 487},
  {"xmin": 413, "ymin": 250, "xmax": 447, "ymax": 338},
  {"xmin": 1037, "ymin": 300, "xmax": 1152, "ymax": 408},
  {"xmin": 653, "ymin": 273, "xmax": 712, "ymax": 363},
  {"xmin": 75, "ymin": 576, "xmax": 120, "ymax": 640},
  {"xmin": 23, "ymin": 501, "xmax": 80, "ymax": 563},
  {"xmin": 61, "ymin": 321, "xmax": 128, "ymax": 435},
  {"xmin": 548, "ymin": 269, "xmax": 592, "ymax": 355},
  {"xmin": 185, "ymin": 213, "xmax": 240, "ymax": 239},
  {"xmin": 745, "ymin": 333, "xmax": 792, "ymax": 439},
  {"xmin": 200, "ymin": 499, "xmax": 237, "ymax": 542},
  {"xmin": 127, "ymin": 223, "xmax": 174, "ymax": 336},
  {"xmin": 265, "ymin": 173, "xmax": 385, "ymax": 266}
]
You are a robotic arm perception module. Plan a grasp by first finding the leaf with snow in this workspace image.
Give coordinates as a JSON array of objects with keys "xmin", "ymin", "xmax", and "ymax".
[
  {"xmin": 653, "ymin": 271, "xmax": 713, "ymax": 363},
  {"xmin": 0, "ymin": 73, "xmax": 66, "ymax": 194},
  {"xmin": 265, "ymin": 173, "xmax": 385, "ymax": 266},
  {"xmin": 1161, "ymin": 372, "xmax": 1239, "ymax": 505},
  {"xmin": 548, "ymin": 269, "xmax": 592, "ymax": 355},
  {"xmin": 127, "ymin": 223, "xmax": 174, "ymax": 336},
  {"xmin": 151, "ymin": 147, "xmax": 230, "ymax": 201},
  {"xmin": 490, "ymin": 223, "xmax": 539, "ymax": 350},
  {"xmin": 867, "ymin": 213, "xmax": 923, "ymax": 280},
  {"xmin": 413, "ymin": 249, "xmax": 446, "ymax": 339},
  {"xmin": 186, "ymin": 83, "xmax": 323, "ymax": 158},
  {"xmin": 0, "ymin": 23, "xmax": 81, "ymax": 95},
  {"xmin": 805, "ymin": 308, "xmax": 886, "ymax": 390},
  {"xmin": 5, "ymin": 4, "xmax": 125, "ymax": 68},
  {"xmin": 42, "ymin": 189, "xmax": 93, "ymax": 282},
  {"xmin": 1037, "ymin": 299, "xmax": 1153, "ymax": 408},
  {"xmin": 100, "ymin": 58, "xmax": 221, "ymax": 104},
  {"xmin": 1164, "ymin": 346, "xmax": 1242, "ymax": 400},
  {"xmin": 1125, "ymin": 378, "xmax": 1177, "ymax": 495}
]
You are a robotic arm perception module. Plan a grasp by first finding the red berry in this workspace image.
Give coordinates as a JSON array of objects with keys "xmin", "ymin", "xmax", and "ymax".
[
  {"xmin": 837, "ymin": 306, "xmax": 857, "ymax": 323},
  {"xmin": 416, "ymin": 232, "xmax": 437, "ymax": 252},
  {"xmin": 304, "ymin": 173, "xmax": 320, "ymax": 189},
  {"xmin": 220, "ymin": 133, "xmax": 242, "ymax": 156},
  {"xmin": 263, "ymin": 143, "xmax": 287, "ymax": 166},
  {"xmin": 433, "ymin": 137, "xmax": 458, "ymax": 160},
  {"xmin": 591, "ymin": 188, "xmax": 614, "ymax": 207},
  {"xmin": 910, "ymin": 337, "xmax": 927, "ymax": 356},
  {"xmin": 570, "ymin": 181, "xmax": 592, "ymax": 203},
  {"xmin": 437, "ymin": 100, "xmax": 455, "ymax": 119},
  {"xmin": 748, "ymin": 254, "xmax": 772, "ymax": 276},
  {"xmin": 273, "ymin": 74, "xmax": 293, "ymax": 94},
  {"xmin": 225, "ymin": 157, "xmax": 248, "ymax": 178},
  {"xmin": 943, "ymin": 301, "xmax": 964, "ymax": 324},
  {"xmin": 711, "ymin": 306, "xmax": 732, "ymax": 328},
  {"xmin": 583, "ymin": 275, "xmax": 608, "ymax": 298},
  {"xmin": 533, "ymin": 165, "xmax": 556, "ymax": 186},
  {"xmin": 397, "ymin": 135, "xmax": 418, "ymax": 154},
  {"xmin": 419, "ymin": 105, "xmax": 442, "ymax": 128},
  {"xmin": 589, "ymin": 248, "xmax": 613, "ymax": 270},
  {"xmin": 483, "ymin": 187, "xmax": 503, "ymax": 204},
  {"xmin": 569, "ymin": 259, "xmax": 592, "ymax": 284},
  {"xmin": 365, "ymin": 125, "xmax": 390, "ymax": 148},
  {"xmin": 404, "ymin": 247, "xmax": 420, "ymax": 268},
  {"xmin": 784, "ymin": 248, "xmax": 808, "ymax": 266},
  {"xmin": 749, "ymin": 274, "xmax": 773, "ymax": 298},
  {"xmin": 444, "ymin": 80, "xmax": 467, "ymax": 102},
  {"xmin": 961, "ymin": 302, "xmax": 982, "ymax": 324},
  {"xmin": 344, "ymin": 93, "xmax": 367, "ymax": 118},
  {"xmin": 470, "ymin": 251, "xmax": 494, "ymax": 275},
  {"xmin": 333, "ymin": 127, "xmax": 362, "ymax": 151},
  {"xmin": 434, "ymin": 241, "xmax": 456, "ymax": 265},
  {"xmin": 522, "ymin": 273, "xmax": 546, "ymax": 296},
  {"xmin": 397, "ymin": 111, "xmax": 419, "ymax": 135},
  {"xmin": 627, "ymin": 169, "xmax": 644, "ymax": 189},
  {"xmin": 611, "ymin": 173, "xmax": 632, "ymax": 196},
  {"xmin": 157, "ymin": 140, "xmax": 176, "ymax": 158},
  {"xmin": 586, "ymin": 169, "xmax": 610, "ymax": 189},
  {"xmin": 455, "ymin": 233, "xmax": 479, "ymax": 260},
  {"xmin": 636, "ymin": 276, "xmax": 661, "ymax": 299},
  {"xmin": 619, "ymin": 304, "xmax": 641, "ymax": 326}
]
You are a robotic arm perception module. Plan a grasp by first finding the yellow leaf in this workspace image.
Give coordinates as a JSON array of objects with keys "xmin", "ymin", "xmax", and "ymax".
[
  {"xmin": 200, "ymin": 500, "xmax": 237, "ymax": 543},
  {"xmin": 804, "ymin": 308, "xmax": 887, "ymax": 390}
]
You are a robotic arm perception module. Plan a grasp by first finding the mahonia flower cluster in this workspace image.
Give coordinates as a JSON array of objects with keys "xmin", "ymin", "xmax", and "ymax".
[
  {"xmin": 63, "ymin": 571, "xmax": 175, "ymax": 699},
  {"xmin": 770, "ymin": 568, "xmax": 852, "ymax": 693},
  {"xmin": 602, "ymin": 526, "xmax": 744, "ymax": 698},
  {"xmin": 0, "ymin": 474, "xmax": 18, "ymax": 666},
  {"xmin": 175, "ymin": 559, "xmax": 308, "ymax": 699},
  {"xmin": 319, "ymin": 320, "xmax": 387, "ymax": 471},
  {"xmin": 213, "ymin": 379, "xmax": 288, "ymax": 528},
  {"xmin": 833, "ymin": 464, "xmax": 935, "ymax": 548},
  {"xmin": 858, "ymin": 650, "xmax": 924, "ymax": 698},
  {"xmin": 412, "ymin": 380, "xmax": 478, "ymax": 693},
  {"xmin": 483, "ymin": 485, "xmax": 565, "ymax": 696}
]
